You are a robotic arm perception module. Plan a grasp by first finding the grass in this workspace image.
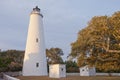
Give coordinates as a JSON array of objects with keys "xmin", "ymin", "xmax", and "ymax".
[{"xmin": 17, "ymin": 76, "xmax": 120, "ymax": 80}]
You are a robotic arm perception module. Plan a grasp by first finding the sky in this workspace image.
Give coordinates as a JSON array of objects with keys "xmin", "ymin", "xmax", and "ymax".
[{"xmin": 0, "ymin": 0, "xmax": 120, "ymax": 60}]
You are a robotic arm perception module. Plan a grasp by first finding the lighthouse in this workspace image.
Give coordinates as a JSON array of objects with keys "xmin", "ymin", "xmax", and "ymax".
[{"xmin": 23, "ymin": 6, "xmax": 48, "ymax": 76}]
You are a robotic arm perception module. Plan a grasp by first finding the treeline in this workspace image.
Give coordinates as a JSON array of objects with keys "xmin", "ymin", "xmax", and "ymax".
[
  {"xmin": 0, "ymin": 50, "xmax": 24, "ymax": 72},
  {"xmin": 0, "ymin": 49, "xmax": 79, "ymax": 73}
]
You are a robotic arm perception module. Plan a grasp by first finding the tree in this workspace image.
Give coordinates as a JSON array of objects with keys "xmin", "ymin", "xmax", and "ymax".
[
  {"xmin": 46, "ymin": 48, "xmax": 64, "ymax": 64},
  {"xmin": 65, "ymin": 61, "xmax": 79, "ymax": 73},
  {"xmin": 0, "ymin": 50, "xmax": 24, "ymax": 72},
  {"xmin": 70, "ymin": 11, "xmax": 120, "ymax": 72}
]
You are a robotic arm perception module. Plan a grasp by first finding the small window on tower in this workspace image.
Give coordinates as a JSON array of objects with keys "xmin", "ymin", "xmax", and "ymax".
[
  {"xmin": 36, "ymin": 38, "xmax": 38, "ymax": 43},
  {"xmin": 82, "ymin": 69, "xmax": 84, "ymax": 71},
  {"xmin": 36, "ymin": 63, "xmax": 39, "ymax": 67},
  {"xmin": 61, "ymin": 68, "xmax": 63, "ymax": 71}
]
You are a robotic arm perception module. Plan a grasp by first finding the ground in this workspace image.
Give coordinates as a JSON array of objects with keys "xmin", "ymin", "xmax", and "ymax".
[{"xmin": 17, "ymin": 76, "xmax": 120, "ymax": 80}]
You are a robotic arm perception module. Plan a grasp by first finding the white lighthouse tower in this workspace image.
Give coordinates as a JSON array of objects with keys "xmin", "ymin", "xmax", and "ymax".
[{"xmin": 23, "ymin": 6, "xmax": 48, "ymax": 76}]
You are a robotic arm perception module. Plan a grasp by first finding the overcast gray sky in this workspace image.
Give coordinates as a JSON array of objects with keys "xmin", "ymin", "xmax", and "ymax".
[{"xmin": 0, "ymin": 0, "xmax": 120, "ymax": 60}]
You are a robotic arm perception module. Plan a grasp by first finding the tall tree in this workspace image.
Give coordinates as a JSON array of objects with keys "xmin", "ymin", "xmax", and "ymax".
[{"xmin": 70, "ymin": 11, "xmax": 120, "ymax": 72}]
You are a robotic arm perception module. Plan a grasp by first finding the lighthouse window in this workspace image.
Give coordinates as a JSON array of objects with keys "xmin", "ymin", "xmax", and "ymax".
[
  {"xmin": 36, "ymin": 63, "xmax": 39, "ymax": 67},
  {"xmin": 82, "ymin": 69, "xmax": 84, "ymax": 71},
  {"xmin": 36, "ymin": 38, "xmax": 38, "ymax": 43},
  {"xmin": 61, "ymin": 68, "xmax": 64, "ymax": 71}
]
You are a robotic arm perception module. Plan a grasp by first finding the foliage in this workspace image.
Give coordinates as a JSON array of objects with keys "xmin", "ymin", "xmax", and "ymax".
[
  {"xmin": 0, "ymin": 50, "xmax": 24, "ymax": 72},
  {"xmin": 65, "ymin": 61, "xmax": 79, "ymax": 73},
  {"xmin": 70, "ymin": 11, "xmax": 120, "ymax": 72},
  {"xmin": 46, "ymin": 48, "xmax": 64, "ymax": 64},
  {"xmin": 0, "ymin": 48, "xmax": 64, "ymax": 72}
]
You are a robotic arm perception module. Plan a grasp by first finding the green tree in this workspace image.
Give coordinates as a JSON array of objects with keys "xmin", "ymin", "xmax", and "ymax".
[
  {"xmin": 0, "ymin": 50, "xmax": 24, "ymax": 72},
  {"xmin": 46, "ymin": 48, "xmax": 64, "ymax": 64},
  {"xmin": 65, "ymin": 61, "xmax": 79, "ymax": 73}
]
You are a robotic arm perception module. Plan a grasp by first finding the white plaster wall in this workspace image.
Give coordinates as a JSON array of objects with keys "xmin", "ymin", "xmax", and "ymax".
[
  {"xmin": 80, "ymin": 66, "xmax": 89, "ymax": 76},
  {"xmin": 89, "ymin": 67, "xmax": 96, "ymax": 76},
  {"xmin": 49, "ymin": 65, "xmax": 59, "ymax": 78},
  {"xmin": 80, "ymin": 66, "xmax": 96, "ymax": 76},
  {"xmin": 49, "ymin": 64, "xmax": 66, "ymax": 78},
  {"xmin": 23, "ymin": 8, "xmax": 47, "ymax": 76},
  {"xmin": 59, "ymin": 65, "xmax": 66, "ymax": 77}
]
